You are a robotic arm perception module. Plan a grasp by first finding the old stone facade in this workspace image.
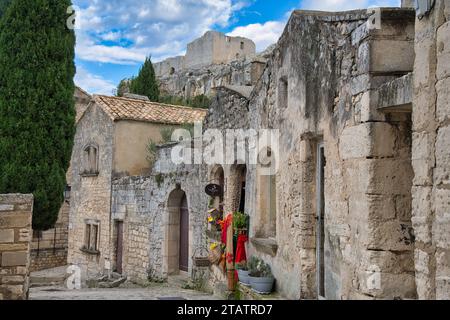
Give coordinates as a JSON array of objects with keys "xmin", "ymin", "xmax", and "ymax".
[
  {"xmin": 111, "ymin": 145, "xmax": 209, "ymax": 283},
  {"xmin": 0, "ymin": 194, "xmax": 33, "ymax": 300},
  {"xmin": 64, "ymin": 2, "xmax": 450, "ymax": 300},
  {"xmin": 411, "ymin": 0, "xmax": 450, "ymax": 300},
  {"xmin": 67, "ymin": 94, "xmax": 206, "ymax": 281}
]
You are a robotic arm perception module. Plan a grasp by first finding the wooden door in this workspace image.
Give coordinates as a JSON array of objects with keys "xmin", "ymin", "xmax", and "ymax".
[
  {"xmin": 179, "ymin": 195, "xmax": 189, "ymax": 272},
  {"xmin": 316, "ymin": 143, "xmax": 326, "ymax": 299},
  {"xmin": 116, "ymin": 221, "xmax": 124, "ymax": 274}
]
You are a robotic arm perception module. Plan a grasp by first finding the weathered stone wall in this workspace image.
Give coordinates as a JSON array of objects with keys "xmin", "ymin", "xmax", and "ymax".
[
  {"xmin": 111, "ymin": 145, "xmax": 209, "ymax": 283},
  {"xmin": 155, "ymin": 31, "xmax": 256, "ymax": 77},
  {"xmin": 241, "ymin": 9, "xmax": 417, "ymax": 300},
  {"xmin": 411, "ymin": 0, "xmax": 450, "ymax": 300},
  {"xmin": 30, "ymin": 202, "xmax": 69, "ymax": 272},
  {"xmin": 67, "ymin": 103, "xmax": 115, "ymax": 281},
  {"xmin": 0, "ymin": 194, "xmax": 33, "ymax": 300},
  {"xmin": 158, "ymin": 58, "xmax": 257, "ymax": 99}
]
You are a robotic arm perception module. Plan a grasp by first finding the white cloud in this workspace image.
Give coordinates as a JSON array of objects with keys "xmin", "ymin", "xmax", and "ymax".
[
  {"xmin": 75, "ymin": 66, "xmax": 116, "ymax": 95},
  {"xmin": 227, "ymin": 21, "xmax": 285, "ymax": 52},
  {"xmin": 73, "ymin": 0, "xmax": 245, "ymax": 65},
  {"xmin": 300, "ymin": 0, "xmax": 401, "ymax": 11}
]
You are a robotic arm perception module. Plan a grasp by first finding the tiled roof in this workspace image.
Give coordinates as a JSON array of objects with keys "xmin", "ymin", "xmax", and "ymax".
[{"xmin": 93, "ymin": 95, "xmax": 207, "ymax": 124}]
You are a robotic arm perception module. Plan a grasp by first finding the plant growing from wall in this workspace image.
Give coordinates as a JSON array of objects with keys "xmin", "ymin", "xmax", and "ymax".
[
  {"xmin": 146, "ymin": 140, "xmax": 158, "ymax": 169},
  {"xmin": 155, "ymin": 173, "xmax": 164, "ymax": 188},
  {"xmin": 233, "ymin": 212, "xmax": 249, "ymax": 232},
  {"xmin": 0, "ymin": 0, "xmax": 76, "ymax": 230}
]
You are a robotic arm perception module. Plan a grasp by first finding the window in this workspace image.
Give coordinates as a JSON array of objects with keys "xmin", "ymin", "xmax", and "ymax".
[
  {"xmin": 82, "ymin": 144, "xmax": 99, "ymax": 175},
  {"xmin": 82, "ymin": 220, "xmax": 99, "ymax": 253},
  {"xmin": 64, "ymin": 185, "xmax": 71, "ymax": 203}
]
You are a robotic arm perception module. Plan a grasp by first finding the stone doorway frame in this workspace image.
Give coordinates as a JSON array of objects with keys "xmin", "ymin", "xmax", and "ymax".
[{"xmin": 164, "ymin": 186, "xmax": 190, "ymax": 276}]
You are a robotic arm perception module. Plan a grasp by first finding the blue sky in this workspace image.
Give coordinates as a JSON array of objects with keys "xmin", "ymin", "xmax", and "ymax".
[{"xmin": 73, "ymin": 0, "xmax": 400, "ymax": 95}]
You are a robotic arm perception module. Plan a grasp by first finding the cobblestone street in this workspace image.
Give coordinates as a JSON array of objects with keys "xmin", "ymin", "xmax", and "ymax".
[{"xmin": 30, "ymin": 283, "xmax": 219, "ymax": 300}]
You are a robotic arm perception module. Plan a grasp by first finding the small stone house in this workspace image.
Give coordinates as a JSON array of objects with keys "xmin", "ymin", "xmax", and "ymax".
[{"xmin": 67, "ymin": 94, "xmax": 206, "ymax": 280}]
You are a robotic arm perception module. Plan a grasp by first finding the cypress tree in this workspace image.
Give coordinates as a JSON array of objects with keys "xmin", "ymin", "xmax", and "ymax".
[
  {"xmin": 130, "ymin": 56, "xmax": 159, "ymax": 101},
  {"xmin": 0, "ymin": 0, "xmax": 76, "ymax": 230},
  {"xmin": 0, "ymin": 0, "xmax": 11, "ymax": 18}
]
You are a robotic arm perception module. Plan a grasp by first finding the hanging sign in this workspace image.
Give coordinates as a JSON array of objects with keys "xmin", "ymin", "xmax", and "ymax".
[{"xmin": 205, "ymin": 184, "xmax": 222, "ymax": 197}]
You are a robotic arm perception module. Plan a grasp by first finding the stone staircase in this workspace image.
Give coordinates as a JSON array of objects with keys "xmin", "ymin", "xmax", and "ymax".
[{"xmin": 29, "ymin": 266, "xmax": 68, "ymax": 288}]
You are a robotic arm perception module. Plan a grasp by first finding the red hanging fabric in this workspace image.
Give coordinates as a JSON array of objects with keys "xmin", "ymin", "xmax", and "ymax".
[
  {"xmin": 220, "ymin": 214, "xmax": 232, "ymax": 244},
  {"xmin": 235, "ymin": 234, "xmax": 248, "ymax": 264}
]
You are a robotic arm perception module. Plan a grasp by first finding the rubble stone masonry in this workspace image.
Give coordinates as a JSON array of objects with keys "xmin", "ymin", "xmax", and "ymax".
[{"xmin": 0, "ymin": 194, "xmax": 33, "ymax": 300}]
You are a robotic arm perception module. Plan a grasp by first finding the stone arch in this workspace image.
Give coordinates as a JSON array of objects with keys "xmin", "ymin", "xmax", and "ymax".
[{"xmin": 165, "ymin": 186, "xmax": 190, "ymax": 275}]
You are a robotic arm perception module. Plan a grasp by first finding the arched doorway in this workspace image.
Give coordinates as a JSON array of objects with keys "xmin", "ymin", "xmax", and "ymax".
[{"xmin": 167, "ymin": 188, "xmax": 190, "ymax": 275}]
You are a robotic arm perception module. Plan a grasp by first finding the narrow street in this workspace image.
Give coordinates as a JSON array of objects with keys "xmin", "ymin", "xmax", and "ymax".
[{"xmin": 29, "ymin": 267, "xmax": 219, "ymax": 300}]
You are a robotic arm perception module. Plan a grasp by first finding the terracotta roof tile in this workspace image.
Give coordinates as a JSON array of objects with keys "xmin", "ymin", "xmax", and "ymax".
[{"xmin": 93, "ymin": 95, "xmax": 207, "ymax": 124}]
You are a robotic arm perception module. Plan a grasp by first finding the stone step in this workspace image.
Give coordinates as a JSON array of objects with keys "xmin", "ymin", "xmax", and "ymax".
[
  {"xmin": 29, "ymin": 266, "xmax": 68, "ymax": 288},
  {"xmin": 98, "ymin": 277, "xmax": 127, "ymax": 288}
]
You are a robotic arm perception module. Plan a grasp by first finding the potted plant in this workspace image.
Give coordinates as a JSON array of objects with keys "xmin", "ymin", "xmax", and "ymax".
[
  {"xmin": 233, "ymin": 211, "xmax": 249, "ymax": 235},
  {"xmin": 248, "ymin": 256, "xmax": 275, "ymax": 294},
  {"xmin": 236, "ymin": 261, "xmax": 251, "ymax": 286}
]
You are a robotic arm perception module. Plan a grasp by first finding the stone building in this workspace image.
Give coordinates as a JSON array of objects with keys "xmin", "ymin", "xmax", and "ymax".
[
  {"xmin": 154, "ymin": 31, "xmax": 256, "ymax": 77},
  {"xmin": 67, "ymin": 94, "xmax": 206, "ymax": 280},
  {"xmin": 30, "ymin": 87, "xmax": 91, "ymax": 272},
  {"xmin": 182, "ymin": 4, "xmax": 447, "ymax": 300},
  {"xmin": 410, "ymin": 0, "xmax": 450, "ymax": 300},
  {"xmin": 65, "ymin": 2, "xmax": 450, "ymax": 300}
]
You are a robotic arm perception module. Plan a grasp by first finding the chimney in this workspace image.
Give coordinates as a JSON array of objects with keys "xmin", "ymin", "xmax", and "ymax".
[{"xmin": 123, "ymin": 93, "xmax": 150, "ymax": 101}]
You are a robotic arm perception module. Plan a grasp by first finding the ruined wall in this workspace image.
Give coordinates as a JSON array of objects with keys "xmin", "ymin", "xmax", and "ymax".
[
  {"xmin": 411, "ymin": 0, "xmax": 450, "ymax": 300},
  {"xmin": 243, "ymin": 9, "xmax": 417, "ymax": 300},
  {"xmin": 155, "ymin": 31, "xmax": 256, "ymax": 77},
  {"xmin": 68, "ymin": 104, "xmax": 114, "ymax": 281},
  {"xmin": 0, "ymin": 194, "xmax": 33, "ymax": 300},
  {"xmin": 111, "ymin": 145, "xmax": 209, "ymax": 283},
  {"xmin": 158, "ymin": 58, "xmax": 256, "ymax": 99}
]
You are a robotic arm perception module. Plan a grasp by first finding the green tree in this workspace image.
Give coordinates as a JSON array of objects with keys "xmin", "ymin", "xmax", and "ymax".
[
  {"xmin": 0, "ymin": 0, "xmax": 11, "ymax": 18},
  {"xmin": 0, "ymin": 0, "xmax": 76, "ymax": 230},
  {"xmin": 130, "ymin": 56, "xmax": 159, "ymax": 101}
]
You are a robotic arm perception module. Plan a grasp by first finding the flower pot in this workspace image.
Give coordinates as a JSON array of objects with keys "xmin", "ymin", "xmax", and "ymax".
[
  {"xmin": 237, "ymin": 269, "xmax": 251, "ymax": 286},
  {"xmin": 249, "ymin": 276, "xmax": 274, "ymax": 294}
]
